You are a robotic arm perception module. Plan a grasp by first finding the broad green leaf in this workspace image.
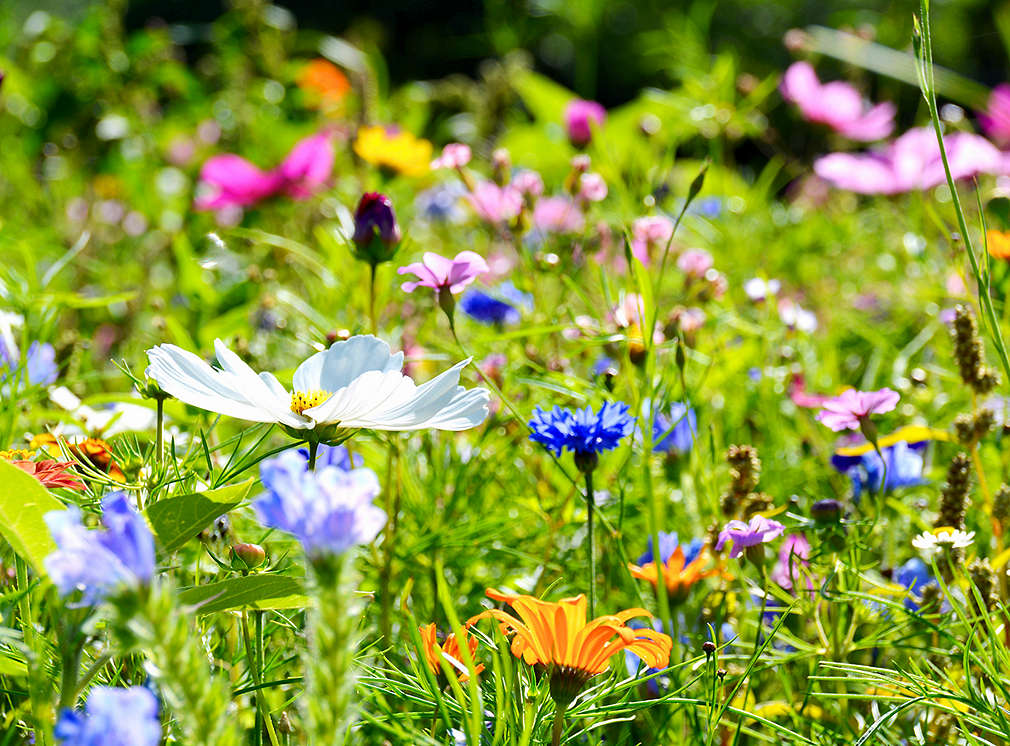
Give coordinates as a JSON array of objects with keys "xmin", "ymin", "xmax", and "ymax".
[
  {"xmin": 145, "ymin": 479, "xmax": 253, "ymax": 555},
  {"xmin": 0, "ymin": 653, "xmax": 27, "ymax": 678},
  {"xmin": 0, "ymin": 461, "xmax": 65, "ymax": 574},
  {"xmin": 178, "ymin": 574, "xmax": 307, "ymax": 614},
  {"xmin": 512, "ymin": 70, "xmax": 574, "ymax": 123}
]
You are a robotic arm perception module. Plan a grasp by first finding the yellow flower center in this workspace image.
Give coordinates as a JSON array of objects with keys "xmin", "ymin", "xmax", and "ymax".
[{"xmin": 290, "ymin": 390, "xmax": 331, "ymax": 414}]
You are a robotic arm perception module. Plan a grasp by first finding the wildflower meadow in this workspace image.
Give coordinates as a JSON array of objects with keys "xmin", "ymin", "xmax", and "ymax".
[{"xmin": 7, "ymin": 0, "xmax": 1010, "ymax": 743}]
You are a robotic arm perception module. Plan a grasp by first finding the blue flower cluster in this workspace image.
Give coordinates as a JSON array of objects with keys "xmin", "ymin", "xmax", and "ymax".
[
  {"xmin": 528, "ymin": 401, "xmax": 635, "ymax": 457},
  {"xmin": 0, "ymin": 339, "xmax": 58, "ymax": 385},
  {"xmin": 253, "ymin": 449, "xmax": 386, "ymax": 558},
  {"xmin": 652, "ymin": 402, "xmax": 696, "ymax": 454},
  {"xmin": 894, "ymin": 557, "xmax": 934, "ymax": 613},
  {"xmin": 460, "ymin": 282, "xmax": 533, "ymax": 326},
  {"xmin": 637, "ymin": 531, "xmax": 703, "ymax": 566},
  {"xmin": 831, "ymin": 440, "xmax": 927, "ymax": 498},
  {"xmin": 44, "ymin": 492, "xmax": 155, "ymax": 606},
  {"xmin": 55, "ymin": 685, "xmax": 161, "ymax": 746}
]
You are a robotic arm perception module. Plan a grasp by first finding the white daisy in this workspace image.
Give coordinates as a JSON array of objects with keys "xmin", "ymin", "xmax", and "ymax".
[
  {"xmin": 145, "ymin": 335, "xmax": 489, "ymax": 443},
  {"xmin": 911, "ymin": 528, "xmax": 975, "ymax": 557}
]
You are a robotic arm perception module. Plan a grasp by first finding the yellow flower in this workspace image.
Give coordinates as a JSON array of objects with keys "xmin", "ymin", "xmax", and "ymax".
[
  {"xmin": 472, "ymin": 588, "xmax": 672, "ymax": 707},
  {"xmin": 353, "ymin": 125, "xmax": 432, "ymax": 177}
]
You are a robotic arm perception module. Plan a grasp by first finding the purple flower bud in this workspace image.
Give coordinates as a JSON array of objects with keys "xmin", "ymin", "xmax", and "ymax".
[
  {"xmin": 564, "ymin": 99, "xmax": 607, "ymax": 148},
  {"xmin": 352, "ymin": 192, "xmax": 402, "ymax": 265}
]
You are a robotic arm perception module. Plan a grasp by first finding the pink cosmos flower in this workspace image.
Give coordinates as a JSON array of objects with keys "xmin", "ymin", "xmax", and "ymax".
[
  {"xmin": 194, "ymin": 131, "xmax": 334, "ymax": 210},
  {"xmin": 979, "ymin": 84, "xmax": 1010, "ymax": 147},
  {"xmin": 677, "ymin": 249, "xmax": 713, "ymax": 278},
  {"xmin": 398, "ymin": 251, "xmax": 489, "ymax": 294},
  {"xmin": 780, "ymin": 62, "xmax": 895, "ymax": 141},
  {"xmin": 467, "ymin": 181, "xmax": 523, "ymax": 224},
  {"xmin": 815, "ymin": 388, "xmax": 899, "ymax": 432},
  {"xmin": 578, "ymin": 173, "xmax": 607, "ymax": 202},
  {"xmin": 814, "ymin": 127, "xmax": 1010, "ymax": 195},
  {"xmin": 532, "ymin": 197, "xmax": 585, "ymax": 233},
  {"xmin": 716, "ymin": 515, "xmax": 786, "ymax": 559},
  {"xmin": 564, "ymin": 99, "xmax": 606, "ymax": 147},
  {"xmin": 771, "ymin": 533, "xmax": 812, "ymax": 591},
  {"xmin": 431, "ymin": 143, "xmax": 472, "ymax": 170},
  {"xmin": 631, "ymin": 216, "xmax": 674, "ymax": 265}
]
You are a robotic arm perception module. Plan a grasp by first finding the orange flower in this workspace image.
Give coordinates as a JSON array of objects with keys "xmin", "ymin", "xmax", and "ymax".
[
  {"xmin": 988, "ymin": 229, "xmax": 1010, "ymax": 260},
  {"xmin": 628, "ymin": 545, "xmax": 723, "ymax": 603},
  {"xmin": 298, "ymin": 59, "xmax": 350, "ymax": 107},
  {"xmin": 418, "ymin": 622, "xmax": 484, "ymax": 682},
  {"xmin": 30, "ymin": 433, "xmax": 125, "ymax": 482},
  {"xmin": 9, "ymin": 459, "xmax": 85, "ymax": 491},
  {"xmin": 472, "ymin": 589, "xmax": 672, "ymax": 707}
]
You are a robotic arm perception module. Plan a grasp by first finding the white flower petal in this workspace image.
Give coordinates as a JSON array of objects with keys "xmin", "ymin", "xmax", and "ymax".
[{"xmin": 294, "ymin": 335, "xmax": 403, "ymax": 394}]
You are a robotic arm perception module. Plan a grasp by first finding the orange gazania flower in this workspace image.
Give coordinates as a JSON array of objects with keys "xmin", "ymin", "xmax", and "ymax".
[
  {"xmin": 297, "ymin": 58, "xmax": 350, "ymax": 107},
  {"xmin": 472, "ymin": 589, "xmax": 672, "ymax": 708},
  {"xmin": 30, "ymin": 433, "xmax": 125, "ymax": 482},
  {"xmin": 418, "ymin": 622, "xmax": 484, "ymax": 682},
  {"xmin": 628, "ymin": 544, "xmax": 723, "ymax": 604},
  {"xmin": 8, "ymin": 459, "xmax": 85, "ymax": 491},
  {"xmin": 988, "ymin": 229, "xmax": 1010, "ymax": 260}
]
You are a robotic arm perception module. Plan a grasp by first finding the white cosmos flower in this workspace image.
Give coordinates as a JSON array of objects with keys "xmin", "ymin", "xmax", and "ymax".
[
  {"xmin": 145, "ymin": 335, "xmax": 490, "ymax": 439},
  {"xmin": 911, "ymin": 528, "xmax": 975, "ymax": 557}
]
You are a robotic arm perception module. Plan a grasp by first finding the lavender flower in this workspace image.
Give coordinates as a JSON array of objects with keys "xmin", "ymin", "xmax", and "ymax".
[
  {"xmin": 44, "ymin": 492, "xmax": 155, "ymax": 605},
  {"xmin": 253, "ymin": 450, "xmax": 386, "ymax": 558},
  {"xmin": 55, "ymin": 686, "xmax": 161, "ymax": 746},
  {"xmin": 715, "ymin": 515, "xmax": 785, "ymax": 560}
]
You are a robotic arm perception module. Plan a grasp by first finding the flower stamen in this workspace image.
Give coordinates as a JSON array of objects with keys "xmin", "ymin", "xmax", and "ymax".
[{"xmin": 290, "ymin": 390, "xmax": 331, "ymax": 414}]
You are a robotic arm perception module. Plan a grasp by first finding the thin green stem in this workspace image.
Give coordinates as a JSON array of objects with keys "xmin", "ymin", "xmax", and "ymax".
[
  {"xmin": 585, "ymin": 470, "xmax": 597, "ymax": 617},
  {"xmin": 16, "ymin": 556, "xmax": 50, "ymax": 746},
  {"xmin": 552, "ymin": 704, "xmax": 567, "ymax": 746},
  {"xmin": 369, "ymin": 263, "xmax": 378, "ymax": 335},
  {"xmin": 242, "ymin": 609, "xmax": 280, "ymax": 746},
  {"xmin": 156, "ymin": 397, "xmax": 164, "ymax": 468},
  {"xmin": 307, "ymin": 441, "xmax": 319, "ymax": 471}
]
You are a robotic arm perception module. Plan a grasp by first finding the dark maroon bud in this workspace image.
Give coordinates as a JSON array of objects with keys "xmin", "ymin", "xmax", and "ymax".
[
  {"xmin": 352, "ymin": 192, "xmax": 401, "ymax": 265},
  {"xmin": 702, "ymin": 641, "xmax": 716, "ymax": 655},
  {"xmin": 811, "ymin": 498, "xmax": 842, "ymax": 524}
]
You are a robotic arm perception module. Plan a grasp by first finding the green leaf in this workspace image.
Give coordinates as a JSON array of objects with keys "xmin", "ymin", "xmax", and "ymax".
[
  {"xmin": 0, "ymin": 461, "xmax": 65, "ymax": 574},
  {"xmin": 512, "ymin": 69, "xmax": 574, "ymax": 123},
  {"xmin": 145, "ymin": 479, "xmax": 254, "ymax": 555},
  {"xmin": 178, "ymin": 574, "xmax": 308, "ymax": 614},
  {"xmin": 0, "ymin": 653, "xmax": 27, "ymax": 678}
]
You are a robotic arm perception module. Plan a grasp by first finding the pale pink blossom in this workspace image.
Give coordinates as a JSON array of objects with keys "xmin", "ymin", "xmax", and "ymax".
[
  {"xmin": 431, "ymin": 143, "xmax": 472, "ymax": 170},
  {"xmin": 631, "ymin": 216, "xmax": 675, "ymax": 265},
  {"xmin": 814, "ymin": 127, "xmax": 1010, "ymax": 194},
  {"xmin": 677, "ymin": 249, "xmax": 713, "ymax": 278},
  {"xmin": 578, "ymin": 173, "xmax": 607, "ymax": 202},
  {"xmin": 771, "ymin": 534, "xmax": 811, "ymax": 590},
  {"xmin": 979, "ymin": 84, "xmax": 1010, "ymax": 147},
  {"xmin": 533, "ymin": 197, "xmax": 585, "ymax": 233},
  {"xmin": 815, "ymin": 388, "xmax": 900, "ymax": 432},
  {"xmin": 780, "ymin": 61, "xmax": 895, "ymax": 141},
  {"xmin": 467, "ymin": 181, "xmax": 522, "ymax": 224},
  {"xmin": 398, "ymin": 251, "xmax": 489, "ymax": 294},
  {"xmin": 512, "ymin": 170, "xmax": 544, "ymax": 198}
]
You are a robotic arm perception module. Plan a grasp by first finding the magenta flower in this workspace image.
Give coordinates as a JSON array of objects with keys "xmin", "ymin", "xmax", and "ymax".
[
  {"xmin": 631, "ymin": 216, "xmax": 674, "ymax": 265},
  {"xmin": 815, "ymin": 388, "xmax": 899, "ymax": 432},
  {"xmin": 676, "ymin": 249, "xmax": 713, "ymax": 278},
  {"xmin": 467, "ymin": 181, "xmax": 523, "ymax": 224},
  {"xmin": 431, "ymin": 143, "xmax": 472, "ymax": 170},
  {"xmin": 715, "ymin": 515, "xmax": 786, "ymax": 559},
  {"xmin": 398, "ymin": 251, "xmax": 489, "ymax": 294},
  {"xmin": 780, "ymin": 62, "xmax": 895, "ymax": 141},
  {"xmin": 979, "ymin": 84, "xmax": 1010, "ymax": 147},
  {"xmin": 195, "ymin": 131, "xmax": 334, "ymax": 210},
  {"xmin": 815, "ymin": 127, "xmax": 1009, "ymax": 195},
  {"xmin": 532, "ymin": 196, "xmax": 585, "ymax": 234},
  {"xmin": 564, "ymin": 99, "xmax": 606, "ymax": 147}
]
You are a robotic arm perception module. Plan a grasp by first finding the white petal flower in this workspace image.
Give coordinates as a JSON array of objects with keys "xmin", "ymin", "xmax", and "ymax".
[
  {"xmin": 146, "ymin": 335, "xmax": 490, "ymax": 439},
  {"xmin": 911, "ymin": 528, "xmax": 975, "ymax": 557}
]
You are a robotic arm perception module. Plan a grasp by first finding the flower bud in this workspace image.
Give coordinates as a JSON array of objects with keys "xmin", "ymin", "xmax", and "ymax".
[
  {"xmin": 352, "ymin": 192, "xmax": 401, "ymax": 265},
  {"xmin": 573, "ymin": 450, "xmax": 599, "ymax": 474},
  {"xmin": 564, "ymin": 100, "xmax": 606, "ymax": 148},
  {"xmin": 702, "ymin": 640, "xmax": 716, "ymax": 655},
  {"xmin": 810, "ymin": 498, "xmax": 842, "ymax": 524},
  {"xmin": 231, "ymin": 542, "xmax": 266, "ymax": 571}
]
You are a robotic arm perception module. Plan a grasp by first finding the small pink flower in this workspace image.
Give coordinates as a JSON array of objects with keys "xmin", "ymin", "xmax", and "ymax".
[
  {"xmin": 815, "ymin": 388, "xmax": 900, "ymax": 432},
  {"xmin": 533, "ymin": 197, "xmax": 585, "ymax": 233},
  {"xmin": 631, "ymin": 216, "xmax": 674, "ymax": 265},
  {"xmin": 398, "ymin": 251, "xmax": 489, "ymax": 294},
  {"xmin": 512, "ymin": 170, "xmax": 544, "ymax": 198},
  {"xmin": 979, "ymin": 84, "xmax": 1010, "ymax": 147},
  {"xmin": 431, "ymin": 143, "xmax": 472, "ymax": 170},
  {"xmin": 716, "ymin": 515, "xmax": 785, "ymax": 559},
  {"xmin": 674, "ymin": 307, "xmax": 706, "ymax": 334},
  {"xmin": 780, "ymin": 61, "xmax": 895, "ymax": 141},
  {"xmin": 467, "ymin": 181, "xmax": 522, "ymax": 224},
  {"xmin": 788, "ymin": 375, "xmax": 831, "ymax": 409},
  {"xmin": 578, "ymin": 173, "xmax": 607, "ymax": 202},
  {"xmin": 564, "ymin": 99, "xmax": 606, "ymax": 147},
  {"xmin": 277, "ymin": 131, "xmax": 335, "ymax": 200},
  {"xmin": 677, "ymin": 249, "xmax": 713, "ymax": 278},
  {"xmin": 771, "ymin": 533, "xmax": 811, "ymax": 590}
]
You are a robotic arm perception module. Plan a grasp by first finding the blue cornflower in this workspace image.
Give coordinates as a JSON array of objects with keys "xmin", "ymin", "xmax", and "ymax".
[
  {"xmin": 831, "ymin": 440, "xmax": 927, "ymax": 498},
  {"xmin": 636, "ymin": 531, "xmax": 703, "ymax": 567},
  {"xmin": 55, "ymin": 685, "xmax": 161, "ymax": 746},
  {"xmin": 0, "ymin": 339, "xmax": 58, "ymax": 385},
  {"xmin": 44, "ymin": 492, "xmax": 155, "ymax": 605},
  {"xmin": 460, "ymin": 282, "xmax": 532, "ymax": 326},
  {"xmin": 895, "ymin": 557, "xmax": 934, "ymax": 613},
  {"xmin": 296, "ymin": 443, "xmax": 361, "ymax": 471},
  {"xmin": 253, "ymin": 450, "xmax": 386, "ymax": 558},
  {"xmin": 528, "ymin": 402, "xmax": 635, "ymax": 460},
  {"xmin": 591, "ymin": 356, "xmax": 617, "ymax": 378},
  {"xmin": 652, "ymin": 403, "xmax": 696, "ymax": 454}
]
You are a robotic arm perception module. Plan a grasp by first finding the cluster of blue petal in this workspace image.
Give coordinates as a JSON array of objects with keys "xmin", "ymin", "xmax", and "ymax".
[
  {"xmin": 253, "ymin": 450, "xmax": 386, "ymax": 557},
  {"xmin": 528, "ymin": 401, "xmax": 635, "ymax": 457},
  {"xmin": 44, "ymin": 492, "xmax": 155, "ymax": 606},
  {"xmin": 460, "ymin": 282, "xmax": 533, "ymax": 326},
  {"xmin": 895, "ymin": 557, "xmax": 934, "ymax": 613},
  {"xmin": 652, "ymin": 402, "xmax": 696, "ymax": 454},
  {"xmin": 55, "ymin": 685, "xmax": 161, "ymax": 746},
  {"xmin": 831, "ymin": 440, "xmax": 927, "ymax": 498},
  {"xmin": 637, "ymin": 531, "xmax": 703, "ymax": 567},
  {"xmin": 0, "ymin": 339, "xmax": 58, "ymax": 385}
]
